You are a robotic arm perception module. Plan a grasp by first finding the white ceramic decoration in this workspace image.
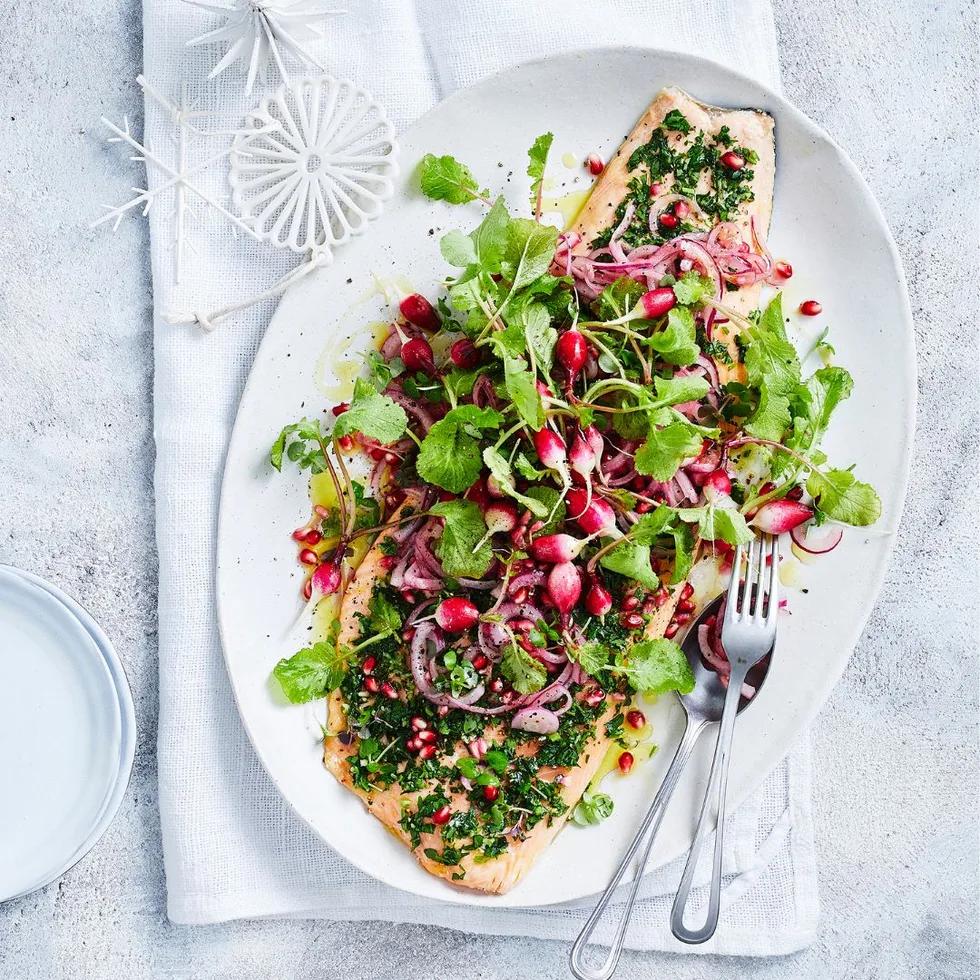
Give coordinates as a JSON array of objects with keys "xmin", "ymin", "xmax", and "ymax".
[
  {"xmin": 216, "ymin": 49, "xmax": 915, "ymax": 908},
  {"xmin": 0, "ymin": 566, "xmax": 136, "ymax": 902},
  {"xmin": 184, "ymin": 0, "xmax": 344, "ymax": 93},
  {"xmin": 229, "ymin": 75, "xmax": 399, "ymax": 255}
]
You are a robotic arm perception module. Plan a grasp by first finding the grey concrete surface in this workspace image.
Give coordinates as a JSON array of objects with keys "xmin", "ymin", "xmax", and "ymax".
[{"xmin": 1, "ymin": 0, "xmax": 977, "ymax": 977}]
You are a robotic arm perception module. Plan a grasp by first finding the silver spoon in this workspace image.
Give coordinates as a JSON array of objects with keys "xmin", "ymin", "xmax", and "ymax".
[{"xmin": 569, "ymin": 594, "xmax": 771, "ymax": 980}]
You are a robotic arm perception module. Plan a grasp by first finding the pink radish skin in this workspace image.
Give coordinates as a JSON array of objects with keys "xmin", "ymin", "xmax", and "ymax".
[
  {"xmin": 584, "ymin": 582, "xmax": 613, "ymax": 616},
  {"xmin": 703, "ymin": 469, "xmax": 732, "ymax": 503},
  {"xmin": 399, "ymin": 293, "xmax": 440, "ymax": 331},
  {"xmin": 584, "ymin": 425, "xmax": 605, "ymax": 460},
  {"xmin": 790, "ymin": 522, "xmax": 843, "ymax": 555},
  {"xmin": 751, "ymin": 499, "xmax": 814, "ymax": 534},
  {"xmin": 566, "ymin": 488, "xmax": 618, "ymax": 535},
  {"xmin": 311, "ymin": 561, "xmax": 341, "ymax": 597},
  {"xmin": 400, "ymin": 337, "xmax": 436, "ymax": 374},
  {"xmin": 640, "ymin": 287, "xmax": 677, "ymax": 319},
  {"xmin": 530, "ymin": 533, "xmax": 588, "ymax": 564},
  {"xmin": 547, "ymin": 562, "xmax": 582, "ymax": 614},
  {"xmin": 568, "ymin": 430, "xmax": 597, "ymax": 478},
  {"xmin": 472, "ymin": 501, "xmax": 519, "ymax": 552},
  {"xmin": 556, "ymin": 330, "xmax": 588, "ymax": 376},
  {"xmin": 534, "ymin": 428, "xmax": 569, "ymax": 476},
  {"xmin": 435, "ymin": 597, "xmax": 480, "ymax": 633}
]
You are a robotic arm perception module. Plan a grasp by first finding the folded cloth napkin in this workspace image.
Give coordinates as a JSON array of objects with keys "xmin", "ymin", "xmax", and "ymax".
[{"xmin": 147, "ymin": 0, "xmax": 819, "ymax": 953}]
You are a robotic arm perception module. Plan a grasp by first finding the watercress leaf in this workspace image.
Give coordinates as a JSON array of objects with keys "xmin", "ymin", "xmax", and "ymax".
[
  {"xmin": 572, "ymin": 790, "xmax": 614, "ymax": 827},
  {"xmin": 634, "ymin": 422, "xmax": 704, "ymax": 481},
  {"xmin": 621, "ymin": 638, "xmax": 695, "ymax": 695},
  {"xmin": 333, "ymin": 378, "xmax": 408, "ymax": 444},
  {"xmin": 503, "ymin": 355, "xmax": 545, "ymax": 429},
  {"xmin": 668, "ymin": 522, "xmax": 697, "ymax": 583},
  {"xmin": 368, "ymin": 591, "xmax": 403, "ymax": 637},
  {"xmin": 416, "ymin": 406, "xmax": 503, "ymax": 494},
  {"xmin": 790, "ymin": 366, "xmax": 854, "ymax": 452},
  {"xmin": 647, "ymin": 306, "xmax": 700, "ymax": 366},
  {"xmin": 524, "ymin": 485, "xmax": 565, "ymax": 533},
  {"xmin": 272, "ymin": 642, "xmax": 347, "ymax": 703},
  {"xmin": 519, "ymin": 303, "xmax": 557, "ymax": 373},
  {"xmin": 653, "ymin": 374, "xmax": 710, "ymax": 407},
  {"xmin": 596, "ymin": 276, "xmax": 645, "ymax": 321},
  {"xmin": 569, "ymin": 641, "xmax": 609, "ymax": 677},
  {"xmin": 419, "ymin": 153, "xmax": 481, "ymax": 205},
  {"xmin": 514, "ymin": 452, "xmax": 547, "ymax": 481},
  {"xmin": 440, "ymin": 228, "xmax": 478, "ymax": 267},
  {"xmin": 472, "ymin": 196, "xmax": 511, "ymax": 274},
  {"xmin": 743, "ymin": 293, "xmax": 800, "ymax": 397},
  {"xmin": 599, "ymin": 541, "xmax": 662, "ymax": 591},
  {"xmin": 430, "ymin": 499, "xmax": 493, "ymax": 578},
  {"xmin": 501, "ymin": 642, "xmax": 548, "ymax": 695},
  {"xmin": 744, "ymin": 384, "xmax": 791, "ymax": 442},
  {"xmin": 697, "ymin": 505, "xmax": 754, "ymax": 546},
  {"xmin": 270, "ymin": 425, "xmax": 292, "ymax": 471},
  {"xmin": 672, "ymin": 271, "xmax": 714, "ymax": 306},
  {"xmin": 488, "ymin": 324, "xmax": 527, "ymax": 359},
  {"xmin": 504, "ymin": 219, "xmax": 559, "ymax": 292},
  {"xmin": 481, "ymin": 447, "xmax": 550, "ymax": 518},
  {"xmin": 526, "ymin": 131, "xmax": 554, "ymax": 209},
  {"xmin": 444, "ymin": 404, "xmax": 504, "ymax": 429},
  {"xmin": 629, "ymin": 505, "xmax": 678, "ymax": 545},
  {"xmin": 806, "ymin": 468, "xmax": 882, "ymax": 526}
]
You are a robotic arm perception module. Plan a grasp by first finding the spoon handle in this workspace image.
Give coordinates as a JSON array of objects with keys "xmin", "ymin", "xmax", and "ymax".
[
  {"xmin": 669, "ymin": 661, "xmax": 751, "ymax": 944},
  {"xmin": 569, "ymin": 716, "xmax": 706, "ymax": 980}
]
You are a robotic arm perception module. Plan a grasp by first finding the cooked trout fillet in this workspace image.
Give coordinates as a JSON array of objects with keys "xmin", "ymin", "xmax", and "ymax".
[{"xmin": 322, "ymin": 89, "xmax": 775, "ymax": 895}]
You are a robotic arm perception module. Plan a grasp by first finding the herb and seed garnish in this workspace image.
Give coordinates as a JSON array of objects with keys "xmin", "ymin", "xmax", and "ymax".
[{"xmin": 265, "ymin": 94, "xmax": 880, "ymax": 890}]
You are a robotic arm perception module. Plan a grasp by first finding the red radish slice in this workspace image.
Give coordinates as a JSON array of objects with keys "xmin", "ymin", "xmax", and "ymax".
[
  {"xmin": 751, "ymin": 499, "xmax": 814, "ymax": 534},
  {"xmin": 790, "ymin": 522, "xmax": 844, "ymax": 555}
]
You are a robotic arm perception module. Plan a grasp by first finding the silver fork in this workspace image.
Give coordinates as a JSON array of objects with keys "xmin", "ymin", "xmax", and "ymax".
[{"xmin": 670, "ymin": 533, "xmax": 779, "ymax": 944}]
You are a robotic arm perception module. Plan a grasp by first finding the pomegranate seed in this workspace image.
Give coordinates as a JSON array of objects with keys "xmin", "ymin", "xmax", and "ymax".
[
  {"xmin": 331, "ymin": 402, "xmax": 349, "ymax": 416},
  {"xmin": 450, "ymin": 337, "xmax": 480, "ymax": 369},
  {"xmin": 292, "ymin": 526, "xmax": 311, "ymax": 542},
  {"xmin": 302, "ymin": 579, "xmax": 313, "ymax": 601},
  {"xmin": 673, "ymin": 200, "xmax": 691, "ymax": 219},
  {"xmin": 673, "ymin": 612, "xmax": 692, "ymax": 625},
  {"xmin": 658, "ymin": 212, "xmax": 679, "ymax": 228},
  {"xmin": 720, "ymin": 151, "xmax": 745, "ymax": 170},
  {"xmin": 642, "ymin": 598, "xmax": 655, "ymax": 616},
  {"xmin": 787, "ymin": 485, "xmax": 804, "ymax": 501},
  {"xmin": 304, "ymin": 529, "xmax": 322, "ymax": 545},
  {"xmin": 399, "ymin": 293, "xmax": 440, "ymax": 332},
  {"xmin": 472, "ymin": 654, "xmax": 488, "ymax": 670},
  {"xmin": 401, "ymin": 590, "xmax": 416, "ymax": 604},
  {"xmin": 363, "ymin": 677, "xmax": 379, "ymax": 694},
  {"xmin": 418, "ymin": 744, "xmax": 436, "ymax": 760},
  {"xmin": 490, "ymin": 678, "xmax": 504, "ymax": 693},
  {"xmin": 482, "ymin": 785, "xmax": 500, "ymax": 803},
  {"xmin": 401, "ymin": 337, "xmax": 436, "ymax": 373},
  {"xmin": 636, "ymin": 501, "xmax": 652, "ymax": 514},
  {"xmin": 405, "ymin": 738, "xmax": 419, "ymax": 752},
  {"xmin": 379, "ymin": 555, "xmax": 397, "ymax": 570},
  {"xmin": 437, "ymin": 705, "xmax": 449, "ymax": 718},
  {"xmin": 681, "ymin": 583, "xmax": 695, "ymax": 601},
  {"xmin": 362, "ymin": 656, "xmax": 376, "ymax": 675},
  {"xmin": 510, "ymin": 586, "xmax": 528, "ymax": 604},
  {"xmin": 380, "ymin": 681, "xmax": 398, "ymax": 699},
  {"xmin": 410, "ymin": 716, "xmax": 428, "ymax": 731},
  {"xmin": 431, "ymin": 804, "xmax": 452, "ymax": 825},
  {"xmin": 799, "ymin": 300, "xmax": 823, "ymax": 316},
  {"xmin": 626, "ymin": 710, "xmax": 646, "ymax": 730},
  {"xmin": 337, "ymin": 434, "xmax": 355, "ymax": 452},
  {"xmin": 298, "ymin": 548, "xmax": 318, "ymax": 566},
  {"xmin": 774, "ymin": 260, "xmax": 793, "ymax": 280},
  {"xmin": 664, "ymin": 622, "xmax": 680, "ymax": 639},
  {"xmin": 584, "ymin": 687, "xmax": 605, "ymax": 707},
  {"xmin": 623, "ymin": 612, "xmax": 645, "ymax": 629},
  {"xmin": 622, "ymin": 595, "xmax": 639, "ymax": 612},
  {"xmin": 677, "ymin": 598, "xmax": 696, "ymax": 614},
  {"xmin": 618, "ymin": 751, "xmax": 634, "ymax": 774},
  {"xmin": 500, "ymin": 690, "xmax": 515, "ymax": 705},
  {"xmin": 416, "ymin": 729, "xmax": 438, "ymax": 744},
  {"xmin": 586, "ymin": 153, "xmax": 604, "ymax": 175},
  {"xmin": 650, "ymin": 182, "xmax": 664, "ymax": 196},
  {"xmin": 653, "ymin": 588, "xmax": 670, "ymax": 608},
  {"xmin": 468, "ymin": 738, "xmax": 488, "ymax": 760}
]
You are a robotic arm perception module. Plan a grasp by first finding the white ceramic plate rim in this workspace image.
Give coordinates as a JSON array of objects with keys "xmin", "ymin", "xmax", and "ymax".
[
  {"xmin": 216, "ymin": 47, "xmax": 915, "ymax": 908},
  {"xmin": 0, "ymin": 565, "xmax": 137, "ymax": 902}
]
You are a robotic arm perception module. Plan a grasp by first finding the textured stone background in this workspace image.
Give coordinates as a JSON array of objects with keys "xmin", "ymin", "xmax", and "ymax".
[{"xmin": 1, "ymin": 0, "xmax": 977, "ymax": 977}]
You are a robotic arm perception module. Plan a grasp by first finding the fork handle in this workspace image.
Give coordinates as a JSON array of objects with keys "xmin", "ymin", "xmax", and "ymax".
[
  {"xmin": 669, "ymin": 661, "xmax": 751, "ymax": 944},
  {"xmin": 569, "ymin": 716, "xmax": 706, "ymax": 980}
]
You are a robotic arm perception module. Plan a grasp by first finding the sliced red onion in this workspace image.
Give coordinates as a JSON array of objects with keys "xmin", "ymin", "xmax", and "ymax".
[
  {"xmin": 456, "ymin": 577, "xmax": 497, "ymax": 590},
  {"xmin": 402, "ymin": 563, "xmax": 443, "ymax": 592},
  {"xmin": 607, "ymin": 467, "xmax": 638, "ymax": 487},
  {"xmin": 509, "ymin": 570, "xmax": 546, "ymax": 593},
  {"xmin": 410, "ymin": 624, "xmax": 451, "ymax": 705},
  {"xmin": 406, "ymin": 598, "xmax": 438, "ymax": 625},
  {"xmin": 790, "ymin": 522, "xmax": 844, "ymax": 555},
  {"xmin": 674, "ymin": 469, "xmax": 699, "ymax": 503},
  {"xmin": 696, "ymin": 353, "xmax": 721, "ymax": 389},
  {"xmin": 386, "ymin": 384, "xmax": 436, "ymax": 433},
  {"xmin": 511, "ymin": 706, "xmax": 560, "ymax": 734},
  {"xmin": 528, "ymin": 682, "xmax": 573, "ymax": 715}
]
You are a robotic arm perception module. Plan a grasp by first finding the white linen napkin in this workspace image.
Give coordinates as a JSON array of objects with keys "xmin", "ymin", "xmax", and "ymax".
[{"xmin": 147, "ymin": 0, "xmax": 819, "ymax": 952}]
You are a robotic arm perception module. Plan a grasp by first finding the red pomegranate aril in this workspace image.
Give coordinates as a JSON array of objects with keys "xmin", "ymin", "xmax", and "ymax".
[
  {"xmin": 621, "ymin": 595, "xmax": 640, "ymax": 612},
  {"xmin": 302, "ymin": 578, "xmax": 313, "ymax": 601},
  {"xmin": 677, "ymin": 598, "xmax": 696, "ymax": 614},
  {"xmin": 681, "ymin": 583, "xmax": 695, "ymax": 601},
  {"xmin": 431, "ymin": 805, "xmax": 452, "ymax": 825},
  {"xmin": 362, "ymin": 656, "xmax": 376, "ymax": 675},
  {"xmin": 299, "ymin": 548, "xmax": 318, "ymax": 566},
  {"xmin": 623, "ymin": 612, "xmax": 645, "ymax": 629},
  {"xmin": 410, "ymin": 715, "xmax": 427, "ymax": 731},
  {"xmin": 658, "ymin": 212, "xmax": 679, "ymax": 229},
  {"xmin": 399, "ymin": 293, "xmax": 440, "ymax": 331},
  {"xmin": 332, "ymin": 403, "xmax": 350, "ymax": 418},
  {"xmin": 401, "ymin": 590, "xmax": 416, "ymax": 604},
  {"xmin": 673, "ymin": 612, "xmax": 692, "ymax": 626},
  {"xmin": 664, "ymin": 622, "xmax": 680, "ymax": 639},
  {"xmin": 799, "ymin": 300, "xmax": 823, "ymax": 316},
  {"xmin": 380, "ymin": 681, "xmax": 398, "ymax": 700},
  {"xmin": 292, "ymin": 526, "xmax": 311, "ymax": 542},
  {"xmin": 510, "ymin": 586, "xmax": 528, "ymax": 604},
  {"xmin": 472, "ymin": 654, "xmax": 488, "ymax": 671},
  {"xmin": 337, "ymin": 434, "xmax": 355, "ymax": 452},
  {"xmin": 416, "ymin": 729, "xmax": 438, "ymax": 744},
  {"xmin": 450, "ymin": 337, "xmax": 481, "ymax": 369},
  {"xmin": 379, "ymin": 555, "xmax": 397, "ymax": 570},
  {"xmin": 490, "ymin": 678, "xmax": 504, "ymax": 694},
  {"xmin": 653, "ymin": 587, "xmax": 670, "ymax": 608},
  {"xmin": 720, "ymin": 151, "xmax": 745, "ymax": 170},
  {"xmin": 437, "ymin": 705, "xmax": 449, "ymax": 718},
  {"xmin": 482, "ymin": 784, "xmax": 500, "ymax": 803},
  {"xmin": 418, "ymin": 744, "xmax": 437, "ymax": 761},
  {"xmin": 584, "ymin": 687, "xmax": 605, "ymax": 707},
  {"xmin": 618, "ymin": 751, "xmax": 635, "ymax": 774},
  {"xmin": 774, "ymin": 260, "xmax": 793, "ymax": 280},
  {"xmin": 405, "ymin": 738, "xmax": 419, "ymax": 752},
  {"xmin": 586, "ymin": 153, "xmax": 604, "ymax": 176},
  {"xmin": 787, "ymin": 485, "xmax": 804, "ymax": 501},
  {"xmin": 636, "ymin": 501, "xmax": 652, "ymax": 514},
  {"xmin": 363, "ymin": 676, "xmax": 379, "ymax": 694},
  {"xmin": 401, "ymin": 336, "xmax": 436, "ymax": 373},
  {"xmin": 650, "ymin": 182, "xmax": 664, "ymax": 196},
  {"xmin": 673, "ymin": 200, "xmax": 691, "ymax": 219},
  {"xmin": 626, "ymin": 710, "xmax": 646, "ymax": 730}
]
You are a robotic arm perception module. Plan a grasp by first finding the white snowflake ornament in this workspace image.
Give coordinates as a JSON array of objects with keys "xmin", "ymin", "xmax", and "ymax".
[
  {"xmin": 184, "ymin": 0, "xmax": 344, "ymax": 92},
  {"xmin": 229, "ymin": 75, "xmax": 398, "ymax": 254}
]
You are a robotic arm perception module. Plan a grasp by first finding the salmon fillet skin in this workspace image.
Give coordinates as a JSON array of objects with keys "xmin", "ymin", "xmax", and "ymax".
[{"xmin": 315, "ymin": 89, "xmax": 776, "ymax": 895}]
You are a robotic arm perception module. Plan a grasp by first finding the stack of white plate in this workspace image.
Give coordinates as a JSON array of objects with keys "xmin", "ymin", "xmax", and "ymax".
[{"xmin": 0, "ymin": 566, "xmax": 136, "ymax": 903}]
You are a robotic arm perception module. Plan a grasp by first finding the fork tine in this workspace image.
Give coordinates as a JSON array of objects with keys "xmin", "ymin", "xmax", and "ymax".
[
  {"xmin": 726, "ymin": 544, "xmax": 744, "ymax": 622},
  {"xmin": 740, "ymin": 536, "xmax": 757, "ymax": 617},
  {"xmin": 752, "ymin": 534, "xmax": 770, "ymax": 625},
  {"xmin": 764, "ymin": 533, "xmax": 780, "ymax": 626}
]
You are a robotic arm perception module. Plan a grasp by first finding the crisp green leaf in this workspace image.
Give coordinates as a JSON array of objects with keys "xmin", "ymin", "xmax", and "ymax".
[
  {"xmin": 619, "ymin": 638, "xmax": 695, "ymax": 695},
  {"xmin": 270, "ymin": 428, "xmax": 288, "ymax": 471},
  {"xmin": 504, "ymin": 219, "xmax": 559, "ymax": 292},
  {"xmin": 806, "ymin": 468, "xmax": 882, "ymax": 526},
  {"xmin": 501, "ymin": 642, "xmax": 548, "ymax": 694},
  {"xmin": 744, "ymin": 385, "xmax": 791, "ymax": 441},
  {"xmin": 481, "ymin": 447, "xmax": 550, "ymax": 518},
  {"xmin": 647, "ymin": 306, "xmax": 700, "ymax": 366},
  {"xmin": 661, "ymin": 109, "xmax": 692, "ymax": 134},
  {"xmin": 419, "ymin": 153, "xmax": 482, "ymax": 204},
  {"xmin": 514, "ymin": 452, "xmax": 547, "ymax": 481},
  {"xmin": 527, "ymin": 132, "xmax": 554, "ymax": 210},
  {"xmin": 599, "ymin": 540, "xmax": 661, "ymax": 591},
  {"xmin": 572, "ymin": 790, "xmax": 614, "ymax": 827},
  {"xmin": 743, "ymin": 294, "xmax": 800, "ymax": 397},
  {"xmin": 471, "ymin": 196, "xmax": 511, "ymax": 274},
  {"xmin": 368, "ymin": 591, "xmax": 403, "ymax": 637},
  {"xmin": 333, "ymin": 378, "xmax": 408, "ymax": 444},
  {"xmin": 503, "ymin": 355, "xmax": 545, "ymax": 429},
  {"xmin": 521, "ymin": 303, "xmax": 557, "ymax": 373},
  {"xmin": 569, "ymin": 641, "xmax": 609, "ymax": 676},
  {"xmin": 440, "ymin": 228, "xmax": 478, "ymax": 267},
  {"xmin": 430, "ymin": 499, "xmax": 493, "ymax": 578},
  {"xmin": 634, "ymin": 421, "xmax": 704, "ymax": 481},
  {"xmin": 273, "ymin": 642, "xmax": 348, "ymax": 703},
  {"xmin": 524, "ymin": 485, "xmax": 566, "ymax": 533},
  {"xmin": 695, "ymin": 505, "xmax": 754, "ymax": 546},
  {"xmin": 653, "ymin": 374, "xmax": 710, "ymax": 407},
  {"xmin": 672, "ymin": 271, "xmax": 714, "ymax": 306},
  {"xmin": 788, "ymin": 366, "xmax": 854, "ymax": 453},
  {"xmin": 596, "ymin": 277, "xmax": 646, "ymax": 321},
  {"xmin": 629, "ymin": 505, "xmax": 677, "ymax": 545},
  {"xmin": 416, "ymin": 405, "xmax": 503, "ymax": 494}
]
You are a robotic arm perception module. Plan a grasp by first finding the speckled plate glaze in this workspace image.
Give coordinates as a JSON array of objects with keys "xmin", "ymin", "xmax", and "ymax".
[{"xmin": 216, "ymin": 48, "xmax": 915, "ymax": 908}]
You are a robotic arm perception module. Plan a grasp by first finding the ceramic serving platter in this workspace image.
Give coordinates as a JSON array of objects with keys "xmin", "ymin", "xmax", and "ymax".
[{"xmin": 216, "ymin": 48, "xmax": 914, "ymax": 907}]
